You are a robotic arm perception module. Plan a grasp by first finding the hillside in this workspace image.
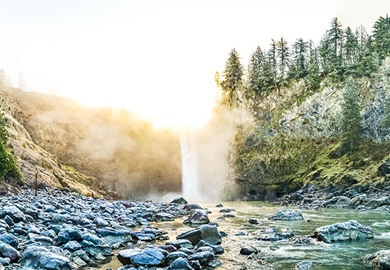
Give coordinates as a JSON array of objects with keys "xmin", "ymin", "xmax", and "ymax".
[
  {"xmin": 0, "ymin": 85, "xmax": 181, "ymax": 198},
  {"xmin": 216, "ymin": 15, "xmax": 390, "ymax": 200}
]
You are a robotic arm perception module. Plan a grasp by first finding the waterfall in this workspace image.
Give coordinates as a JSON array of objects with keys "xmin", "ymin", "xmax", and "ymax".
[{"xmin": 180, "ymin": 128, "xmax": 200, "ymax": 202}]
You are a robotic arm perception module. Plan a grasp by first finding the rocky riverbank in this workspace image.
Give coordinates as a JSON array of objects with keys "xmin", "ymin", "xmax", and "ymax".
[
  {"xmin": 278, "ymin": 183, "xmax": 390, "ymax": 211},
  {"xmin": 0, "ymin": 187, "xmax": 226, "ymax": 270},
  {"xmin": 0, "ymin": 186, "xmax": 390, "ymax": 269}
]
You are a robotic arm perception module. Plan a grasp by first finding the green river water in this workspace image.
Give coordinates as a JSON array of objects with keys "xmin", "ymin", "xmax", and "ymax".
[{"xmin": 100, "ymin": 201, "xmax": 390, "ymax": 270}]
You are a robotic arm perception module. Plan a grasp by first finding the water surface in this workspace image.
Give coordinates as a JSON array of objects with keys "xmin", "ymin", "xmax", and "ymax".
[{"xmin": 100, "ymin": 201, "xmax": 390, "ymax": 269}]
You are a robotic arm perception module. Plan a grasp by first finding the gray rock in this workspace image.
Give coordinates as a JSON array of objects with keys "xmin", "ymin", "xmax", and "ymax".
[
  {"xmin": 177, "ymin": 225, "xmax": 221, "ymax": 245},
  {"xmin": 56, "ymin": 227, "xmax": 82, "ymax": 244},
  {"xmin": 167, "ymin": 257, "xmax": 194, "ymax": 270},
  {"xmin": 118, "ymin": 247, "xmax": 165, "ymax": 266},
  {"xmin": 363, "ymin": 250, "xmax": 390, "ymax": 269},
  {"xmin": 312, "ymin": 220, "xmax": 373, "ymax": 243},
  {"xmin": 269, "ymin": 209, "xmax": 304, "ymax": 221},
  {"xmin": 20, "ymin": 246, "xmax": 71, "ymax": 270},
  {"xmin": 171, "ymin": 198, "xmax": 188, "ymax": 204},
  {"xmin": 240, "ymin": 246, "xmax": 258, "ymax": 255},
  {"xmin": 295, "ymin": 260, "xmax": 313, "ymax": 270},
  {"xmin": 187, "ymin": 209, "xmax": 209, "ymax": 225},
  {"xmin": 188, "ymin": 251, "xmax": 214, "ymax": 266},
  {"xmin": 166, "ymin": 240, "xmax": 194, "ymax": 249},
  {"xmin": 349, "ymin": 194, "xmax": 369, "ymax": 208},
  {"xmin": 0, "ymin": 206, "xmax": 26, "ymax": 223},
  {"xmin": 0, "ymin": 234, "xmax": 19, "ymax": 249},
  {"xmin": 63, "ymin": 241, "xmax": 81, "ymax": 251},
  {"xmin": 166, "ymin": 251, "xmax": 189, "ymax": 265},
  {"xmin": 0, "ymin": 241, "xmax": 20, "ymax": 262}
]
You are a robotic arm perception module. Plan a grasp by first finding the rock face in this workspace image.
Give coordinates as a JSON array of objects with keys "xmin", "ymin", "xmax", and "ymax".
[
  {"xmin": 312, "ymin": 220, "xmax": 373, "ymax": 243},
  {"xmin": 269, "ymin": 209, "xmax": 304, "ymax": 221},
  {"xmin": 363, "ymin": 250, "xmax": 390, "ymax": 269},
  {"xmin": 177, "ymin": 225, "xmax": 221, "ymax": 246}
]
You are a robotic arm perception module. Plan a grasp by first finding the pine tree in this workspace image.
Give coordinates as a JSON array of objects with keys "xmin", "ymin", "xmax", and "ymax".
[
  {"xmin": 381, "ymin": 58, "xmax": 390, "ymax": 130},
  {"xmin": 341, "ymin": 76, "xmax": 362, "ymax": 152},
  {"xmin": 219, "ymin": 49, "xmax": 244, "ymax": 108},
  {"xmin": 276, "ymin": 37, "xmax": 289, "ymax": 83},
  {"xmin": 320, "ymin": 18, "xmax": 344, "ymax": 81},
  {"xmin": 247, "ymin": 46, "xmax": 265, "ymax": 94},
  {"xmin": 373, "ymin": 14, "xmax": 390, "ymax": 60},
  {"xmin": 0, "ymin": 110, "xmax": 20, "ymax": 180},
  {"xmin": 305, "ymin": 41, "xmax": 321, "ymax": 91},
  {"xmin": 289, "ymin": 38, "xmax": 308, "ymax": 79},
  {"xmin": 343, "ymin": 27, "xmax": 359, "ymax": 74}
]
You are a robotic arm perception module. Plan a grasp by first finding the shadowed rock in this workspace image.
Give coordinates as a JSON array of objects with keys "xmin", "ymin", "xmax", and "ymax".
[{"xmin": 177, "ymin": 225, "xmax": 221, "ymax": 245}]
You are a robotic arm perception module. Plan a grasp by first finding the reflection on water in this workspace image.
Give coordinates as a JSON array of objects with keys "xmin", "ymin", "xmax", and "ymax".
[{"xmin": 100, "ymin": 202, "xmax": 390, "ymax": 270}]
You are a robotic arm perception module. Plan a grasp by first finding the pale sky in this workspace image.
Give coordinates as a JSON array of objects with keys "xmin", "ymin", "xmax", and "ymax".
[{"xmin": 0, "ymin": 0, "xmax": 389, "ymax": 127}]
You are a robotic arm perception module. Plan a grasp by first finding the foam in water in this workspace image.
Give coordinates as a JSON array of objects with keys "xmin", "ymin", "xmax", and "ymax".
[{"xmin": 180, "ymin": 128, "xmax": 201, "ymax": 202}]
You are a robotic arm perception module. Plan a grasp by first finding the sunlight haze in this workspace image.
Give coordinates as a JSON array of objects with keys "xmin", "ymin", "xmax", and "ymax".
[{"xmin": 0, "ymin": 0, "xmax": 388, "ymax": 127}]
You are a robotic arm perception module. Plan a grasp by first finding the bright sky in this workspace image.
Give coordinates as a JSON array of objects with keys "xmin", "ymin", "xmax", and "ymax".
[{"xmin": 0, "ymin": 0, "xmax": 389, "ymax": 127}]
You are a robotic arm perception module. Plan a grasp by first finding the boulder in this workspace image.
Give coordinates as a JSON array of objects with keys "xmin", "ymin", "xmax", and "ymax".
[
  {"xmin": 20, "ymin": 246, "xmax": 71, "ymax": 270},
  {"xmin": 187, "ymin": 210, "xmax": 209, "ymax": 225},
  {"xmin": 167, "ymin": 257, "xmax": 194, "ymax": 270},
  {"xmin": 171, "ymin": 198, "xmax": 188, "ymax": 205},
  {"xmin": 177, "ymin": 225, "xmax": 221, "ymax": 245},
  {"xmin": 268, "ymin": 209, "xmax": 304, "ymax": 221},
  {"xmin": 0, "ymin": 234, "xmax": 19, "ymax": 249},
  {"xmin": 378, "ymin": 160, "xmax": 390, "ymax": 176},
  {"xmin": 240, "ymin": 246, "xmax": 258, "ymax": 255},
  {"xmin": 312, "ymin": 220, "xmax": 373, "ymax": 243},
  {"xmin": 188, "ymin": 251, "xmax": 214, "ymax": 266},
  {"xmin": 0, "ymin": 241, "xmax": 20, "ymax": 262},
  {"xmin": 0, "ymin": 206, "xmax": 26, "ymax": 223},
  {"xmin": 295, "ymin": 260, "xmax": 313, "ymax": 270},
  {"xmin": 363, "ymin": 250, "xmax": 390, "ymax": 269},
  {"xmin": 118, "ymin": 247, "xmax": 165, "ymax": 266}
]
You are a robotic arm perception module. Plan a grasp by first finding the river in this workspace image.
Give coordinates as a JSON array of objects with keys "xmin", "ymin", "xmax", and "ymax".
[{"xmin": 100, "ymin": 201, "xmax": 390, "ymax": 269}]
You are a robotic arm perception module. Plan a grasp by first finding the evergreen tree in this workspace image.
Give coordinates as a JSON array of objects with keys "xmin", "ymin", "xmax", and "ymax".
[
  {"xmin": 247, "ymin": 46, "xmax": 265, "ymax": 94},
  {"xmin": 276, "ymin": 37, "xmax": 289, "ymax": 83},
  {"xmin": 341, "ymin": 76, "xmax": 362, "ymax": 152},
  {"xmin": 0, "ymin": 110, "xmax": 20, "ymax": 180},
  {"xmin": 343, "ymin": 26, "xmax": 359, "ymax": 74},
  {"xmin": 265, "ymin": 40, "xmax": 278, "ymax": 91},
  {"xmin": 320, "ymin": 18, "xmax": 344, "ymax": 81},
  {"xmin": 305, "ymin": 41, "xmax": 321, "ymax": 91},
  {"xmin": 373, "ymin": 14, "xmax": 390, "ymax": 60},
  {"xmin": 289, "ymin": 38, "xmax": 308, "ymax": 79},
  {"xmin": 381, "ymin": 58, "xmax": 390, "ymax": 130},
  {"xmin": 219, "ymin": 49, "xmax": 244, "ymax": 107}
]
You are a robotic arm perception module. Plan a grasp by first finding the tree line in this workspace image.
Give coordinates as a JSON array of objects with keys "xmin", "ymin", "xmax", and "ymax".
[{"xmin": 216, "ymin": 15, "xmax": 390, "ymax": 107}]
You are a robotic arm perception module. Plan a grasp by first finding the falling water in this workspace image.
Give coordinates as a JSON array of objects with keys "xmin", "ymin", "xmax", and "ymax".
[{"xmin": 180, "ymin": 128, "xmax": 201, "ymax": 202}]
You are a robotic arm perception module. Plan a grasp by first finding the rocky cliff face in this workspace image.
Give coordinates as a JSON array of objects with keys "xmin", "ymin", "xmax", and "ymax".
[
  {"xmin": 279, "ymin": 79, "xmax": 389, "ymax": 142},
  {"xmin": 0, "ymin": 87, "xmax": 181, "ymax": 198},
  {"xmin": 0, "ymin": 88, "xmax": 106, "ymax": 197}
]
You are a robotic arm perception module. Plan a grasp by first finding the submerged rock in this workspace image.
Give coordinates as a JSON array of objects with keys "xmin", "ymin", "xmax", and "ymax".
[
  {"xmin": 240, "ymin": 246, "xmax": 258, "ymax": 255},
  {"xmin": 295, "ymin": 260, "xmax": 313, "ymax": 270},
  {"xmin": 312, "ymin": 220, "xmax": 373, "ymax": 243},
  {"xmin": 363, "ymin": 250, "xmax": 390, "ymax": 269},
  {"xmin": 268, "ymin": 209, "xmax": 304, "ymax": 221}
]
